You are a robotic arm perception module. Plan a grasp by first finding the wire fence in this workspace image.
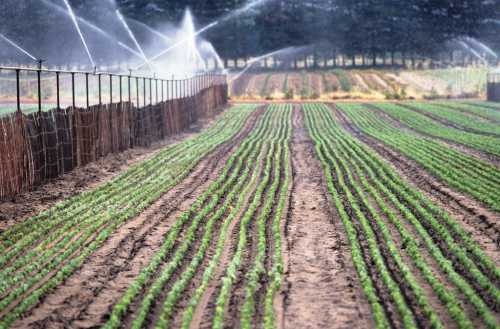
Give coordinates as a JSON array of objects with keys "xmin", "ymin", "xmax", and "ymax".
[{"xmin": 0, "ymin": 66, "xmax": 228, "ymax": 199}]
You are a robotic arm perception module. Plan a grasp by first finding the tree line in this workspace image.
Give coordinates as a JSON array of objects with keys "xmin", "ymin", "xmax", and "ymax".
[
  {"xmin": 117, "ymin": 0, "xmax": 500, "ymax": 67},
  {"xmin": 0, "ymin": 0, "xmax": 498, "ymax": 68}
]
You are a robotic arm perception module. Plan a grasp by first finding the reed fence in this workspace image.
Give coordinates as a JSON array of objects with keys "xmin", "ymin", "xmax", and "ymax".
[{"xmin": 0, "ymin": 66, "xmax": 228, "ymax": 199}]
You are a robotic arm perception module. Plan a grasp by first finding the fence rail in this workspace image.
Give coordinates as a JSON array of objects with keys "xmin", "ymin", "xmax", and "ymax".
[
  {"xmin": 0, "ymin": 66, "xmax": 228, "ymax": 199},
  {"xmin": 0, "ymin": 66, "xmax": 226, "ymax": 115}
]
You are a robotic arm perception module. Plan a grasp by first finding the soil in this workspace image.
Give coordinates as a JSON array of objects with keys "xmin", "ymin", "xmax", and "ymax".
[
  {"xmin": 267, "ymin": 73, "xmax": 286, "ymax": 97},
  {"xmin": 283, "ymin": 106, "xmax": 374, "ymax": 329},
  {"xmin": 308, "ymin": 73, "xmax": 324, "ymax": 96},
  {"xmin": 287, "ymin": 73, "xmax": 303, "ymax": 97},
  {"xmin": 352, "ymin": 73, "xmax": 371, "ymax": 93},
  {"xmin": 230, "ymin": 74, "xmax": 252, "ymax": 97}
]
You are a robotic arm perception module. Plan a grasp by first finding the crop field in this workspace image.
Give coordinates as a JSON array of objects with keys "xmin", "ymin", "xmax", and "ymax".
[
  {"xmin": 229, "ymin": 68, "xmax": 488, "ymax": 100},
  {"xmin": 0, "ymin": 100, "xmax": 499, "ymax": 329}
]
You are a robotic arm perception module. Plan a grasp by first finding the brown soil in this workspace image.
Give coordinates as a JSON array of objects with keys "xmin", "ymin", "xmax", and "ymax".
[
  {"xmin": 0, "ymin": 115, "xmax": 223, "ymax": 233},
  {"xmin": 287, "ymin": 73, "xmax": 303, "ymax": 97},
  {"xmin": 326, "ymin": 73, "xmax": 341, "ymax": 91},
  {"xmin": 352, "ymin": 73, "xmax": 371, "ymax": 93},
  {"xmin": 283, "ymin": 106, "xmax": 374, "ymax": 329},
  {"xmin": 267, "ymin": 74, "xmax": 286, "ymax": 96},
  {"xmin": 230, "ymin": 74, "xmax": 252, "ymax": 97},
  {"xmin": 246, "ymin": 74, "xmax": 268, "ymax": 97},
  {"xmin": 308, "ymin": 73, "xmax": 324, "ymax": 96},
  {"xmin": 10, "ymin": 108, "xmax": 263, "ymax": 329}
]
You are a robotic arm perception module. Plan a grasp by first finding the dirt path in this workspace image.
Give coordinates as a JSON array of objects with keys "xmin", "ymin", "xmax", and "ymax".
[
  {"xmin": 283, "ymin": 106, "xmax": 373, "ymax": 329},
  {"xmin": 11, "ymin": 109, "xmax": 263, "ymax": 329}
]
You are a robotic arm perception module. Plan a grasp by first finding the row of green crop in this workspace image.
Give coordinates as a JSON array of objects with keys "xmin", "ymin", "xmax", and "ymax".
[
  {"xmin": 405, "ymin": 102, "xmax": 500, "ymax": 136},
  {"xmin": 0, "ymin": 105, "xmax": 258, "ymax": 328},
  {"xmin": 212, "ymin": 104, "xmax": 292, "ymax": 329},
  {"xmin": 106, "ymin": 106, "xmax": 269, "ymax": 329},
  {"xmin": 372, "ymin": 102, "xmax": 500, "ymax": 157},
  {"xmin": 343, "ymin": 103, "xmax": 500, "ymax": 212},
  {"xmin": 442, "ymin": 101, "xmax": 500, "ymax": 123},
  {"xmin": 332, "ymin": 69, "xmax": 352, "ymax": 92},
  {"xmin": 305, "ymin": 103, "xmax": 500, "ymax": 329},
  {"xmin": 240, "ymin": 104, "xmax": 292, "ymax": 329},
  {"xmin": 462, "ymin": 100, "xmax": 500, "ymax": 113},
  {"xmin": 102, "ymin": 105, "xmax": 291, "ymax": 329}
]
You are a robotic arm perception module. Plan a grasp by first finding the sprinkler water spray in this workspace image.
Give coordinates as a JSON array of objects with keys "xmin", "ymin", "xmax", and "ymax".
[
  {"xmin": 129, "ymin": 18, "xmax": 171, "ymax": 44},
  {"xmin": 62, "ymin": 0, "xmax": 96, "ymax": 68},
  {"xmin": 0, "ymin": 33, "xmax": 37, "ymax": 61},
  {"xmin": 230, "ymin": 47, "xmax": 299, "ymax": 82},
  {"xmin": 133, "ymin": 21, "xmax": 219, "ymax": 70},
  {"xmin": 115, "ymin": 9, "xmax": 152, "ymax": 71}
]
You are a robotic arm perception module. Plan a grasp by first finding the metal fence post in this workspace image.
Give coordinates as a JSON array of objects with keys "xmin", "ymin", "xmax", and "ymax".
[
  {"xmin": 167, "ymin": 80, "xmax": 170, "ymax": 101},
  {"xmin": 143, "ymin": 78, "xmax": 147, "ymax": 108},
  {"xmin": 136, "ymin": 77, "xmax": 139, "ymax": 108},
  {"xmin": 56, "ymin": 71, "xmax": 60, "ymax": 109},
  {"xmin": 149, "ymin": 78, "xmax": 152, "ymax": 106},
  {"xmin": 155, "ymin": 79, "xmax": 158, "ymax": 104},
  {"xmin": 119, "ymin": 75, "xmax": 123, "ymax": 104},
  {"xmin": 161, "ymin": 80, "xmax": 164, "ymax": 102},
  {"xmin": 85, "ymin": 73, "xmax": 89, "ymax": 109},
  {"xmin": 16, "ymin": 69, "xmax": 21, "ymax": 113},
  {"xmin": 110, "ymin": 74, "xmax": 113, "ymax": 104},
  {"xmin": 97, "ymin": 74, "xmax": 102, "ymax": 106},
  {"xmin": 37, "ymin": 68, "xmax": 42, "ymax": 114},
  {"xmin": 128, "ymin": 75, "xmax": 131, "ymax": 105},
  {"xmin": 72, "ymin": 72, "xmax": 76, "ymax": 108}
]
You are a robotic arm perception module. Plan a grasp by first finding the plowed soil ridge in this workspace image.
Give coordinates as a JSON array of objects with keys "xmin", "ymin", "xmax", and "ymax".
[{"xmin": 283, "ymin": 106, "xmax": 373, "ymax": 329}]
